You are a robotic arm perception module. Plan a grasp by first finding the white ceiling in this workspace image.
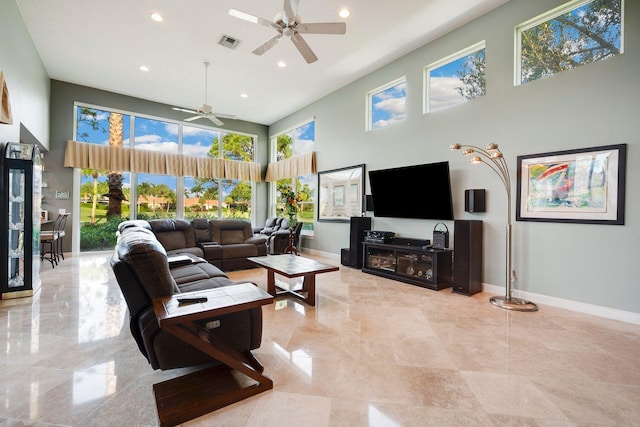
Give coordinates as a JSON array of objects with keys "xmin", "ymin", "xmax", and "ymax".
[{"xmin": 16, "ymin": 0, "xmax": 509, "ymax": 126}]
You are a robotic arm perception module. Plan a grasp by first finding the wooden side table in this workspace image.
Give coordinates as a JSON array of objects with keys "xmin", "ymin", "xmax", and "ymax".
[{"xmin": 152, "ymin": 283, "xmax": 274, "ymax": 427}]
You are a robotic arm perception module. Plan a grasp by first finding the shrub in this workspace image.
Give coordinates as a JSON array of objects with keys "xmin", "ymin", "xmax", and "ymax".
[{"xmin": 80, "ymin": 217, "xmax": 125, "ymax": 251}]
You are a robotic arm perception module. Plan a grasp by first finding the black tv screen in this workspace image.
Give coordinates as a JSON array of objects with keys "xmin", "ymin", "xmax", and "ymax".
[{"xmin": 368, "ymin": 161, "xmax": 454, "ymax": 220}]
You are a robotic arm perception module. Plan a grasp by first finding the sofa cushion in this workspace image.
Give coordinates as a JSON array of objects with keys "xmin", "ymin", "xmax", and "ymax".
[
  {"xmin": 222, "ymin": 243, "xmax": 260, "ymax": 259},
  {"xmin": 220, "ymin": 229, "xmax": 245, "ymax": 245},
  {"xmin": 149, "ymin": 219, "xmax": 196, "ymax": 250},
  {"xmin": 191, "ymin": 218, "xmax": 211, "ymax": 243}
]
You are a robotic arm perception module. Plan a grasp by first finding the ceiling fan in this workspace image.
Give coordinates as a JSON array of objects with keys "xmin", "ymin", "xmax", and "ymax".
[
  {"xmin": 172, "ymin": 62, "xmax": 236, "ymax": 126},
  {"xmin": 229, "ymin": 0, "xmax": 346, "ymax": 64}
]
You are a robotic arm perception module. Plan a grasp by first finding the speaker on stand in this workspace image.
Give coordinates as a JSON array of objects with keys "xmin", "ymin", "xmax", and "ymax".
[
  {"xmin": 344, "ymin": 216, "xmax": 371, "ymax": 268},
  {"xmin": 452, "ymin": 220, "xmax": 483, "ymax": 296}
]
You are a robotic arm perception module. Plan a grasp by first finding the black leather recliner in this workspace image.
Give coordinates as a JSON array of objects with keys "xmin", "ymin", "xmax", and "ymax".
[{"xmin": 110, "ymin": 220, "xmax": 264, "ymax": 370}]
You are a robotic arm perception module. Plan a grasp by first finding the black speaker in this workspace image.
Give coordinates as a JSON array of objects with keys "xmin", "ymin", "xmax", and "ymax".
[
  {"xmin": 452, "ymin": 220, "xmax": 483, "ymax": 296},
  {"xmin": 348, "ymin": 216, "xmax": 372, "ymax": 268},
  {"xmin": 341, "ymin": 248, "xmax": 351, "ymax": 266},
  {"xmin": 465, "ymin": 189, "xmax": 486, "ymax": 213},
  {"xmin": 365, "ymin": 195, "xmax": 374, "ymax": 212}
]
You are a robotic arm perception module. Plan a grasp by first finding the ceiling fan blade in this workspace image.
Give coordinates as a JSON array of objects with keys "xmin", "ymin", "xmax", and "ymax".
[
  {"xmin": 213, "ymin": 113, "xmax": 237, "ymax": 120},
  {"xmin": 172, "ymin": 107, "xmax": 198, "ymax": 114},
  {"xmin": 229, "ymin": 9, "xmax": 279, "ymax": 30},
  {"xmin": 184, "ymin": 115, "xmax": 203, "ymax": 122},
  {"xmin": 291, "ymin": 33, "xmax": 318, "ymax": 64},
  {"xmin": 297, "ymin": 22, "xmax": 346, "ymax": 35},
  {"xmin": 283, "ymin": 0, "xmax": 300, "ymax": 22},
  {"xmin": 208, "ymin": 116, "xmax": 225, "ymax": 126},
  {"xmin": 252, "ymin": 34, "xmax": 282, "ymax": 56}
]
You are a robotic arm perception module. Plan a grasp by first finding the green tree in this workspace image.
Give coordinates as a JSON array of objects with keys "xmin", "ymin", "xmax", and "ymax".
[
  {"xmin": 456, "ymin": 50, "xmax": 485, "ymax": 100},
  {"xmin": 520, "ymin": 0, "xmax": 621, "ymax": 83},
  {"xmin": 105, "ymin": 112, "xmax": 126, "ymax": 219}
]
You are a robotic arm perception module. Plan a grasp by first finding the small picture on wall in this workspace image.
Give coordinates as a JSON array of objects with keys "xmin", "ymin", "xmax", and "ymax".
[
  {"xmin": 55, "ymin": 190, "xmax": 70, "ymax": 200},
  {"xmin": 40, "ymin": 210, "xmax": 48, "ymax": 221}
]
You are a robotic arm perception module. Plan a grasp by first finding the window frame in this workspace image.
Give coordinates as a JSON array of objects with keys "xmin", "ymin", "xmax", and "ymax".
[
  {"xmin": 269, "ymin": 118, "xmax": 316, "ymax": 236},
  {"xmin": 365, "ymin": 76, "xmax": 407, "ymax": 131},
  {"xmin": 71, "ymin": 101, "xmax": 258, "ymax": 252},
  {"xmin": 423, "ymin": 41, "xmax": 486, "ymax": 114},
  {"xmin": 514, "ymin": 0, "xmax": 624, "ymax": 86}
]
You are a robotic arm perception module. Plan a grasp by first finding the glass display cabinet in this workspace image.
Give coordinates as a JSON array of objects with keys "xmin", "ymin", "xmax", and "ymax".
[{"xmin": 1, "ymin": 142, "xmax": 42, "ymax": 299}]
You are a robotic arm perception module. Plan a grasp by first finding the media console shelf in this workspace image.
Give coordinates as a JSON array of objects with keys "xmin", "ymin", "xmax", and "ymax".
[{"xmin": 362, "ymin": 241, "xmax": 453, "ymax": 290}]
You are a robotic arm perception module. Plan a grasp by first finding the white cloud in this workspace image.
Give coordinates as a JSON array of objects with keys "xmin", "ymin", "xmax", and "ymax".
[
  {"xmin": 182, "ymin": 141, "xmax": 211, "ymax": 157},
  {"xmin": 374, "ymin": 97, "xmax": 406, "ymax": 116},
  {"xmin": 429, "ymin": 76, "xmax": 466, "ymax": 112}
]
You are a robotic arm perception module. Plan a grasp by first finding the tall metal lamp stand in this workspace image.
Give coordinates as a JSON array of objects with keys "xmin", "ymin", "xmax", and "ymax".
[{"xmin": 450, "ymin": 142, "xmax": 538, "ymax": 312}]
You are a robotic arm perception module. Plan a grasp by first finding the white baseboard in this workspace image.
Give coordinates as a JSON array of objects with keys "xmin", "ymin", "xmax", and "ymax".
[
  {"xmin": 309, "ymin": 248, "xmax": 640, "ymax": 326},
  {"xmin": 480, "ymin": 283, "xmax": 640, "ymax": 325}
]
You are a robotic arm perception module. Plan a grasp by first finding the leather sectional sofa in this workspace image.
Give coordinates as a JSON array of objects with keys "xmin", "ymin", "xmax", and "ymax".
[
  {"xmin": 148, "ymin": 218, "xmax": 268, "ymax": 271},
  {"xmin": 110, "ymin": 220, "xmax": 265, "ymax": 370}
]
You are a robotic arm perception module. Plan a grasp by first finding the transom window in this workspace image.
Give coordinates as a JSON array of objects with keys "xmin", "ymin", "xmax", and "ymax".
[
  {"xmin": 424, "ymin": 41, "xmax": 486, "ymax": 113},
  {"xmin": 366, "ymin": 77, "xmax": 406, "ymax": 130},
  {"xmin": 516, "ymin": 0, "xmax": 623, "ymax": 85}
]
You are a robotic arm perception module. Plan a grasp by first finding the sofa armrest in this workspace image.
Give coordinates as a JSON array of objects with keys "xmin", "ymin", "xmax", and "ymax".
[
  {"xmin": 245, "ymin": 235, "xmax": 268, "ymax": 246},
  {"xmin": 197, "ymin": 241, "xmax": 222, "ymax": 262}
]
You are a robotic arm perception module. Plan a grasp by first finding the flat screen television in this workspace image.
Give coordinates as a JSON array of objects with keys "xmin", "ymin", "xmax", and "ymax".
[{"xmin": 368, "ymin": 161, "xmax": 454, "ymax": 220}]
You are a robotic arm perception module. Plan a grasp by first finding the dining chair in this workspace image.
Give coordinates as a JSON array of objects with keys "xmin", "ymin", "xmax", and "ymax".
[{"xmin": 40, "ymin": 213, "xmax": 64, "ymax": 267}]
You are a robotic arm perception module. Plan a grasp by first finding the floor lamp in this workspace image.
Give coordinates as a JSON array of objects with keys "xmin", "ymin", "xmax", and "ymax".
[{"xmin": 450, "ymin": 142, "xmax": 538, "ymax": 312}]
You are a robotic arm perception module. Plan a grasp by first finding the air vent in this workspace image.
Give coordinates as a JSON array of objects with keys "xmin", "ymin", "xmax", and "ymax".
[{"xmin": 218, "ymin": 34, "xmax": 240, "ymax": 49}]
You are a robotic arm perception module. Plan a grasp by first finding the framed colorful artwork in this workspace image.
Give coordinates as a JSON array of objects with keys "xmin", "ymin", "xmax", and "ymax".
[{"xmin": 516, "ymin": 144, "xmax": 626, "ymax": 225}]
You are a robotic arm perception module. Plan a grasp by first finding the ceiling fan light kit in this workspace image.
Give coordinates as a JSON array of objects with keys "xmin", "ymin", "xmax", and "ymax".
[
  {"xmin": 172, "ymin": 62, "xmax": 236, "ymax": 126},
  {"xmin": 229, "ymin": 0, "xmax": 346, "ymax": 64}
]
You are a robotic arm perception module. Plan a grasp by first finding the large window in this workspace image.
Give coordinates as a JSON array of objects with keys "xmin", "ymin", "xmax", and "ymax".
[
  {"xmin": 425, "ymin": 42, "xmax": 486, "ymax": 113},
  {"xmin": 74, "ymin": 105, "xmax": 257, "ymax": 251},
  {"xmin": 516, "ymin": 0, "xmax": 623, "ymax": 85},
  {"xmin": 135, "ymin": 118, "xmax": 178, "ymax": 220},
  {"xmin": 271, "ymin": 120, "xmax": 315, "ymax": 234},
  {"xmin": 182, "ymin": 126, "xmax": 256, "ymax": 220},
  {"xmin": 366, "ymin": 77, "xmax": 406, "ymax": 130}
]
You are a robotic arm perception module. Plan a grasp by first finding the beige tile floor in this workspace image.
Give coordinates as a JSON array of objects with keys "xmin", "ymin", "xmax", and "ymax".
[{"xmin": 1, "ymin": 252, "xmax": 639, "ymax": 426}]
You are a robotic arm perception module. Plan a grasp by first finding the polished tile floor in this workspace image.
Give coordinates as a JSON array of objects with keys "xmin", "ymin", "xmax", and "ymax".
[{"xmin": 1, "ymin": 252, "xmax": 639, "ymax": 426}]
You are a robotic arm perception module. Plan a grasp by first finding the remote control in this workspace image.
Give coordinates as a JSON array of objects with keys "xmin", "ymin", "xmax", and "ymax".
[{"xmin": 177, "ymin": 297, "xmax": 208, "ymax": 305}]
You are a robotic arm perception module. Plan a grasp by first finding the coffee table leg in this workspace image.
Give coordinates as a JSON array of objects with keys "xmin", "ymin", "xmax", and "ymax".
[
  {"xmin": 266, "ymin": 269, "xmax": 276, "ymax": 296},
  {"xmin": 302, "ymin": 273, "xmax": 316, "ymax": 306}
]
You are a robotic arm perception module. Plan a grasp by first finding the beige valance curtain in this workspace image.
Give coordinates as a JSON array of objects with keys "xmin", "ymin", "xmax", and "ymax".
[
  {"xmin": 265, "ymin": 152, "xmax": 316, "ymax": 182},
  {"xmin": 64, "ymin": 140, "xmax": 260, "ymax": 181}
]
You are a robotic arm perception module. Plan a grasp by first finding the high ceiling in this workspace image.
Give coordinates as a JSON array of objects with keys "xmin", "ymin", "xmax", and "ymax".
[{"xmin": 16, "ymin": 0, "xmax": 509, "ymax": 126}]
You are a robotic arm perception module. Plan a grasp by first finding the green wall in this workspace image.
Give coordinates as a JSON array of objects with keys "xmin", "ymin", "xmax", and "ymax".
[
  {"xmin": 270, "ymin": 0, "xmax": 640, "ymax": 318},
  {"xmin": 0, "ymin": 0, "xmax": 49, "ymax": 147}
]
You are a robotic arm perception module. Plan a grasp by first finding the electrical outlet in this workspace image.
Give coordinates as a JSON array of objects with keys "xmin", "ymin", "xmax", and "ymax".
[{"xmin": 206, "ymin": 320, "xmax": 220, "ymax": 329}]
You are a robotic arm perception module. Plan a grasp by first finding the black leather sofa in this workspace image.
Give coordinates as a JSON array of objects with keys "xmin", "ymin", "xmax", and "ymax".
[
  {"xmin": 148, "ymin": 218, "xmax": 268, "ymax": 271},
  {"xmin": 253, "ymin": 217, "xmax": 303, "ymax": 255}
]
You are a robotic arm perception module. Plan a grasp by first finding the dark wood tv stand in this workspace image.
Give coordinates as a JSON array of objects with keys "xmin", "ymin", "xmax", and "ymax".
[{"xmin": 362, "ymin": 241, "xmax": 453, "ymax": 290}]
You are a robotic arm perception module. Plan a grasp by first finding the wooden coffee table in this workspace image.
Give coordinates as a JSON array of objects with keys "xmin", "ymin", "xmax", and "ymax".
[{"xmin": 248, "ymin": 255, "xmax": 339, "ymax": 306}]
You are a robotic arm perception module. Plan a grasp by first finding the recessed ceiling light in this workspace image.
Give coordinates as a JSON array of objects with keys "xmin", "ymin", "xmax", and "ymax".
[
  {"xmin": 339, "ymin": 9, "xmax": 350, "ymax": 18},
  {"xmin": 150, "ymin": 13, "xmax": 163, "ymax": 22},
  {"xmin": 277, "ymin": 61, "xmax": 286, "ymax": 68},
  {"xmin": 240, "ymin": 93, "xmax": 248, "ymax": 98},
  {"xmin": 139, "ymin": 65, "xmax": 149, "ymax": 72}
]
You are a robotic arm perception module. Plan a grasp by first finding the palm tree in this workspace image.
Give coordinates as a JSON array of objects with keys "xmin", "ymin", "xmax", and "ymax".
[{"xmin": 105, "ymin": 112, "xmax": 126, "ymax": 218}]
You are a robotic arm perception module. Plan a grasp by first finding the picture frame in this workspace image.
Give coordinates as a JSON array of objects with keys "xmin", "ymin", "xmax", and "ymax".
[
  {"xmin": 55, "ymin": 190, "xmax": 70, "ymax": 200},
  {"xmin": 318, "ymin": 164, "xmax": 365, "ymax": 222},
  {"xmin": 516, "ymin": 144, "xmax": 626, "ymax": 225},
  {"xmin": 40, "ymin": 210, "xmax": 48, "ymax": 222}
]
